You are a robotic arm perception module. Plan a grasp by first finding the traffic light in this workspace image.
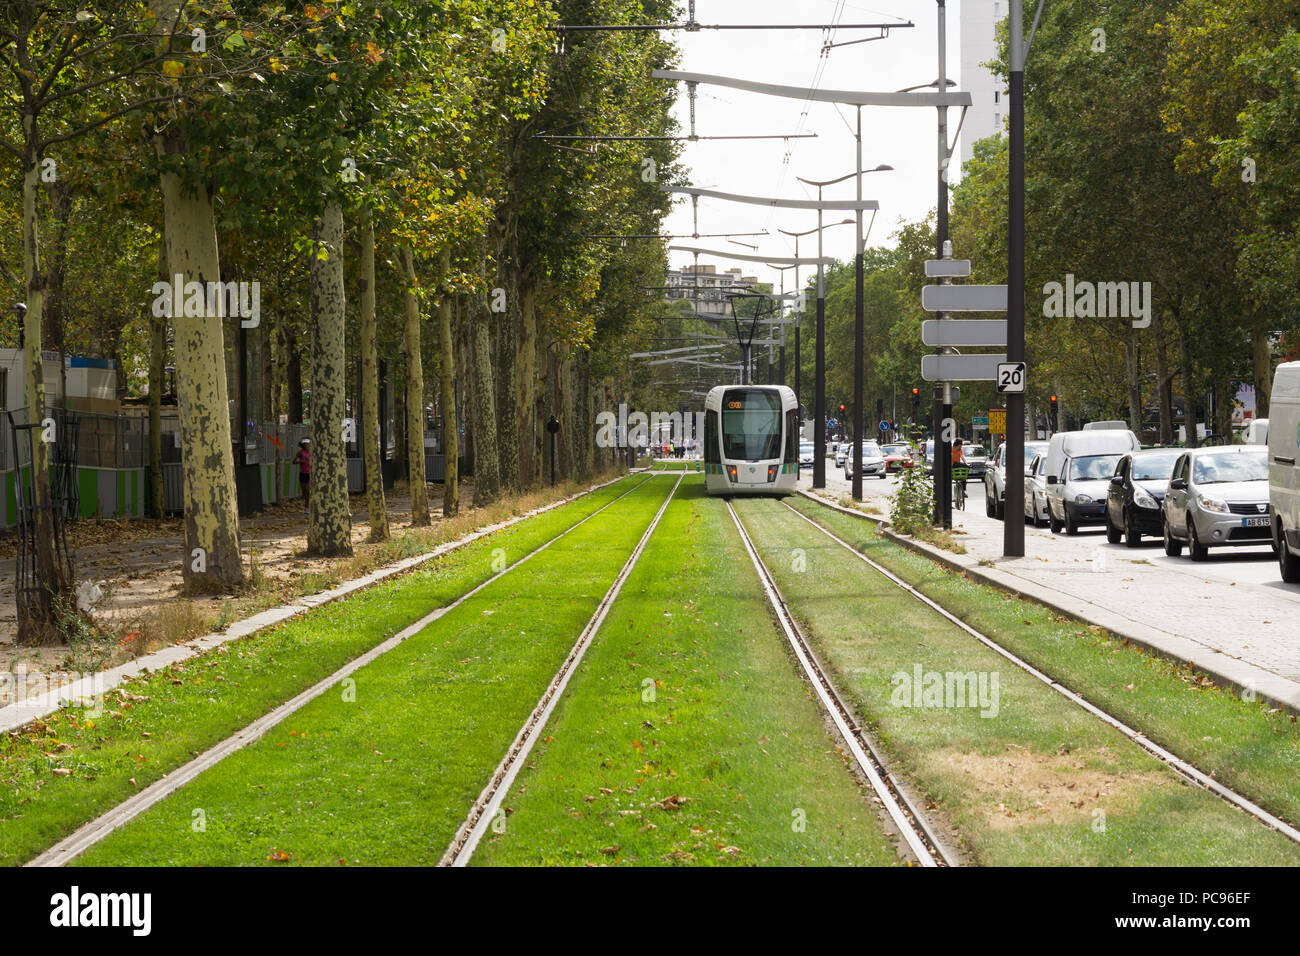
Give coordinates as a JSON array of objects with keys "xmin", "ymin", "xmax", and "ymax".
[
  {"xmin": 911, "ymin": 387, "xmax": 921, "ymax": 424},
  {"xmin": 1049, "ymin": 395, "xmax": 1059, "ymax": 432},
  {"xmin": 839, "ymin": 403, "xmax": 846, "ymax": 414}
]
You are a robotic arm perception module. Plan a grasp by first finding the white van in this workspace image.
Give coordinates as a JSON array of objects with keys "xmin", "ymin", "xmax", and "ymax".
[
  {"xmin": 1044, "ymin": 428, "xmax": 1141, "ymax": 534},
  {"xmin": 1268, "ymin": 364, "xmax": 1300, "ymax": 582},
  {"xmin": 1083, "ymin": 420, "xmax": 1129, "ymax": 431}
]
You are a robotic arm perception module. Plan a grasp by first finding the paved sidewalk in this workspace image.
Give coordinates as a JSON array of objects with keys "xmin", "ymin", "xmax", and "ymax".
[{"xmin": 806, "ymin": 469, "xmax": 1300, "ymax": 712}]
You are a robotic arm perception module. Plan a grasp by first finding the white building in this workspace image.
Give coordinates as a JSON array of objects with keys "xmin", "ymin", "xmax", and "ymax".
[
  {"xmin": 958, "ymin": 0, "xmax": 1008, "ymax": 173},
  {"xmin": 665, "ymin": 264, "xmax": 758, "ymax": 319}
]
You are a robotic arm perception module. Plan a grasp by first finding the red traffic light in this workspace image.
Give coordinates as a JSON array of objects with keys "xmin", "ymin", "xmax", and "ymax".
[
  {"xmin": 911, "ymin": 388, "xmax": 920, "ymax": 397},
  {"xmin": 839, "ymin": 404, "xmax": 846, "ymax": 412},
  {"xmin": 1049, "ymin": 395, "xmax": 1058, "ymax": 404}
]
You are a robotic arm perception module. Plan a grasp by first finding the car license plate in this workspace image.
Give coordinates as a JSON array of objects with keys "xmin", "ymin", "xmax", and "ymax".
[{"xmin": 1242, "ymin": 516, "xmax": 1269, "ymax": 527}]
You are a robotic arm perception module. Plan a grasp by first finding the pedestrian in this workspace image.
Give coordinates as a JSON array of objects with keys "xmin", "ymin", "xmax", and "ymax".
[{"xmin": 293, "ymin": 438, "xmax": 311, "ymax": 515}]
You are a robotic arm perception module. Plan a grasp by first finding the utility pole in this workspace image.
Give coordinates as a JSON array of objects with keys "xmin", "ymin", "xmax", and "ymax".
[
  {"xmin": 853, "ymin": 107, "xmax": 866, "ymax": 502},
  {"xmin": 1004, "ymin": 0, "xmax": 1030, "ymax": 557},
  {"xmin": 935, "ymin": 0, "xmax": 952, "ymax": 529}
]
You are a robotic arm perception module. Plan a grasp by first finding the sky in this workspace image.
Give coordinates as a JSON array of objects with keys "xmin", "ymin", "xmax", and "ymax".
[{"xmin": 659, "ymin": 0, "xmax": 969, "ymax": 293}]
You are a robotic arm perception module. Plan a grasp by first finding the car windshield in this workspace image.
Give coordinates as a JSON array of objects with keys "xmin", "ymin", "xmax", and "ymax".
[
  {"xmin": 1069, "ymin": 454, "xmax": 1122, "ymax": 480},
  {"xmin": 967, "ymin": 446, "xmax": 986, "ymax": 458},
  {"xmin": 882, "ymin": 445, "xmax": 908, "ymax": 456},
  {"xmin": 1131, "ymin": 451, "xmax": 1180, "ymax": 482},
  {"xmin": 799, "ymin": 443, "xmax": 813, "ymax": 454},
  {"xmin": 1025, "ymin": 444, "xmax": 1046, "ymax": 465},
  {"xmin": 1193, "ymin": 448, "xmax": 1269, "ymax": 484},
  {"xmin": 721, "ymin": 388, "xmax": 782, "ymax": 460}
]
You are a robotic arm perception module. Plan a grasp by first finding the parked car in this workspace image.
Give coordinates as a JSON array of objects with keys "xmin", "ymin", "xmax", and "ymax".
[
  {"xmin": 844, "ymin": 440, "xmax": 887, "ymax": 480},
  {"xmin": 1104, "ymin": 448, "xmax": 1181, "ymax": 547},
  {"xmin": 1269, "ymin": 363, "xmax": 1300, "ymax": 582},
  {"xmin": 881, "ymin": 443, "xmax": 913, "ymax": 473},
  {"xmin": 834, "ymin": 441, "xmax": 851, "ymax": 467},
  {"xmin": 985, "ymin": 439, "xmax": 1048, "ymax": 519},
  {"xmin": 1024, "ymin": 452, "xmax": 1050, "ymax": 526},
  {"xmin": 921, "ymin": 439, "xmax": 936, "ymax": 473},
  {"xmin": 1162, "ymin": 445, "xmax": 1272, "ymax": 561},
  {"xmin": 1045, "ymin": 429, "xmax": 1142, "ymax": 534},
  {"xmin": 799, "ymin": 441, "xmax": 815, "ymax": 469},
  {"xmin": 964, "ymin": 444, "xmax": 989, "ymax": 479}
]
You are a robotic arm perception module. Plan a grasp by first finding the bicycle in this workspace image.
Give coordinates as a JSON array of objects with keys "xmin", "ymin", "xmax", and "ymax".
[{"xmin": 951, "ymin": 465, "xmax": 969, "ymax": 510}]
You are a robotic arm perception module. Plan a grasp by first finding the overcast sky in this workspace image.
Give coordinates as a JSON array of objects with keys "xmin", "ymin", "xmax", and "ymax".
[{"xmin": 661, "ymin": 0, "xmax": 970, "ymax": 291}]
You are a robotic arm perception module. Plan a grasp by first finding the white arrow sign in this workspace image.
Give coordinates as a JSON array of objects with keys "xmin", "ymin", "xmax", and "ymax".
[
  {"xmin": 921, "ymin": 319, "xmax": 1008, "ymax": 347},
  {"xmin": 921, "ymin": 353, "xmax": 1008, "ymax": 382},
  {"xmin": 924, "ymin": 259, "xmax": 972, "ymax": 278},
  {"xmin": 921, "ymin": 284, "xmax": 1008, "ymax": 312}
]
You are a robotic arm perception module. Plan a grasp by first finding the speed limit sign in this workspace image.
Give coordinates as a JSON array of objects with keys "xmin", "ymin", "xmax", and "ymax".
[{"xmin": 996, "ymin": 361, "xmax": 1026, "ymax": 393}]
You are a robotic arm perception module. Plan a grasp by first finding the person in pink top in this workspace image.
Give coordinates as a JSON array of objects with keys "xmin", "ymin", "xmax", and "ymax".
[{"xmin": 293, "ymin": 438, "xmax": 311, "ymax": 515}]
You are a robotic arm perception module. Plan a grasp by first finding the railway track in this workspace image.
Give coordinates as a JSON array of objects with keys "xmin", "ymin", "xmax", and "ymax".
[
  {"xmin": 725, "ymin": 499, "xmax": 955, "ymax": 867},
  {"xmin": 441, "ymin": 472, "xmax": 685, "ymax": 866},
  {"xmin": 781, "ymin": 496, "xmax": 1300, "ymax": 850},
  {"xmin": 27, "ymin": 473, "xmax": 662, "ymax": 868}
]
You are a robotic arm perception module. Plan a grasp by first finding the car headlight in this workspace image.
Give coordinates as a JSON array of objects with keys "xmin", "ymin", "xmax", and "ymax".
[
  {"xmin": 1132, "ymin": 486, "xmax": 1158, "ymax": 509},
  {"xmin": 1198, "ymin": 494, "xmax": 1229, "ymax": 514},
  {"xmin": 1074, "ymin": 494, "xmax": 1093, "ymax": 504}
]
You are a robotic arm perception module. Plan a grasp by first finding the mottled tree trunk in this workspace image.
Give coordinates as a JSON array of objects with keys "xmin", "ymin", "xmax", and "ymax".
[
  {"xmin": 1252, "ymin": 323, "xmax": 1273, "ymax": 419},
  {"xmin": 493, "ymin": 233, "xmax": 520, "ymax": 492},
  {"xmin": 472, "ymin": 284, "xmax": 501, "ymax": 504},
  {"xmin": 399, "ymin": 246, "xmax": 429, "ymax": 526},
  {"xmin": 1153, "ymin": 312, "xmax": 1174, "ymax": 446},
  {"xmin": 307, "ymin": 200, "xmax": 352, "ymax": 557},
  {"xmin": 518, "ymin": 277, "xmax": 538, "ymax": 487},
  {"xmin": 1125, "ymin": 328, "xmax": 1142, "ymax": 436},
  {"xmin": 1177, "ymin": 310, "xmax": 1199, "ymax": 448},
  {"xmin": 157, "ymin": 159, "xmax": 243, "ymax": 591},
  {"xmin": 439, "ymin": 249, "xmax": 459, "ymax": 516},
  {"xmin": 17, "ymin": 124, "xmax": 74, "ymax": 639},
  {"xmin": 359, "ymin": 213, "xmax": 388, "ymax": 541},
  {"xmin": 148, "ymin": 237, "xmax": 167, "ymax": 519}
]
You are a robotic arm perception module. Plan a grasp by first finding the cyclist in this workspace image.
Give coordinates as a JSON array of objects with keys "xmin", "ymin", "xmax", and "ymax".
[{"xmin": 951, "ymin": 437, "xmax": 969, "ymax": 508}]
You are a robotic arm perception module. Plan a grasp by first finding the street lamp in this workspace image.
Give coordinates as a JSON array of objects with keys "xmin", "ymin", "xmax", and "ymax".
[
  {"xmin": 778, "ymin": 218, "xmax": 854, "ymax": 417},
  {"xmin": 795, "ymin": 163, "xmax": 893, "ymax": 496}
]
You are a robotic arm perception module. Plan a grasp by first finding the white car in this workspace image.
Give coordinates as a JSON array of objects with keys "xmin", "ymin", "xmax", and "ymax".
[
  {"xmin": 985, "ymin": 440, "xmax": 1048, "ymax": 520},
  {"xmin": 799, "ymin": 441, "xmax": 815, "ymax": 469},
  {"xmin": 1270, "ymin": 362, "xmax": 1300, "ymax": 582},
  {"xmin": 834, "ymin": 441, "xmax": 851, "ymax": 467},
  {"xmin": 1025, "ymin": 453, "xmax": 1050, "ymax": 526},
  {"xmin": 844, "ymin": 440, "xmax": 887, "ymax": 480}
]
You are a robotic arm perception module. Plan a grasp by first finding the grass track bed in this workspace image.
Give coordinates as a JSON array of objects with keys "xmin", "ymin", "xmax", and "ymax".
[
  {"xmin": 0, "ymin": 475, "xmax": 643, "ymax": 866},
  {"xmin": 737, "ymin": 498, "xmax": 1300, "ymax": 866},
  {"xmin": 786, "ymin": 495, "xmax": 1300, "ymax": 834},
  {"xmin": 473, "ymin": 477, "xmax": 901, "ymax": 867},
  {"xmin": 72, "ymin": 476, "xmax": 677, "ymax": 865}
]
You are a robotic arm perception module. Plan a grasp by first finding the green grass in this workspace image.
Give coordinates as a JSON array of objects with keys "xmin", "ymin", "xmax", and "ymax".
[
  {"xmin": 736, "ymin": 497, "xmax": 1300, "ymax": 866},
  {"xmin": 473, "ymin": 476, "xmax": 901, "ymax": 867},
  {"xmin": 787, "ymin": 494, "xmax": 1300, "ymax": 832},
  {"xmin": 0, "ymin": 475, "xmax": 648, "ymax": 866},
  {"xmin": 72, "ymin": 476, "xmax": 678, "ymax": 866}
]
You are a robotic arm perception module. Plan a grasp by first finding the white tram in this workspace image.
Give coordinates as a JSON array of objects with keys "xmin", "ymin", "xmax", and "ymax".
[{"xmin": 702, "ymin": 385, "xmax": 801, "ymax": 496}]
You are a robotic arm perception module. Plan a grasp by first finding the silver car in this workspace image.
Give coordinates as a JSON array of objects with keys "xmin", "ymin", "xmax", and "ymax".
[
  {"xmin": 1024, "ymin": 452, "xmax": 1050, "ymax": 526},
  {"xmin": 986, "ymin": 440, "xmax": 1048, "ymax": 519},
  {"xmin": 1162, "ymin": 445, "xmax": 1273, "ymax": 561}
]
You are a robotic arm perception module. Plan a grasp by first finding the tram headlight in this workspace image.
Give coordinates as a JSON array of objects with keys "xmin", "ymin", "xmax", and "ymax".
[
  {"xmin": 767, "ymin": 465, "xmax": 778, "ymax": 482},
  {"xmin": 725, "ymin": 465, "xmax": 738, "ymax": 482}
]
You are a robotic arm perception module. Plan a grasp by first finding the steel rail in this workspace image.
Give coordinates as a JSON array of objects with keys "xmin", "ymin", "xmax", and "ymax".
[
  {"xmin": 26, "ymin": 474, "xmax": 661, "ymax": 867},
  {"xmin": 443, "ymin": 473, "xmax": 686, "ymax": 866},
  {"xmin": 783, "ymin": 497, "xmax": 1300, "ymax": 848},
  {"xmin": 725, "ymin": 500, "xmax": 950, "ymax": 866}
]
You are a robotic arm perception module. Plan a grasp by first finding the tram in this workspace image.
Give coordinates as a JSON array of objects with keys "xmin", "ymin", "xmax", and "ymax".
[{"xmin": 702, "ymin": 385, "xmax": 801, "ymax": 496}]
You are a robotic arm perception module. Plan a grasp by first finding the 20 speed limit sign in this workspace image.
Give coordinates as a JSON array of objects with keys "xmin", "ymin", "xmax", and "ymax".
[{"xmin": 996, "ymin": 361, "xmax": 1026, "ymax": 393}]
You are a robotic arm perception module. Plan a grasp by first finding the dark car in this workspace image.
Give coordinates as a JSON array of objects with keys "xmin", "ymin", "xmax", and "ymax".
[{"xmin": 1104, "ymin": 448, "xmax": 1181, "ymax": 547}]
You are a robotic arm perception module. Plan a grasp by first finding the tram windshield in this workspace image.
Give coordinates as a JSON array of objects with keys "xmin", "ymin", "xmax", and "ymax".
[{"xmin": 721, "ymin": 388, "xmax": 783, "ymax": 461}]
